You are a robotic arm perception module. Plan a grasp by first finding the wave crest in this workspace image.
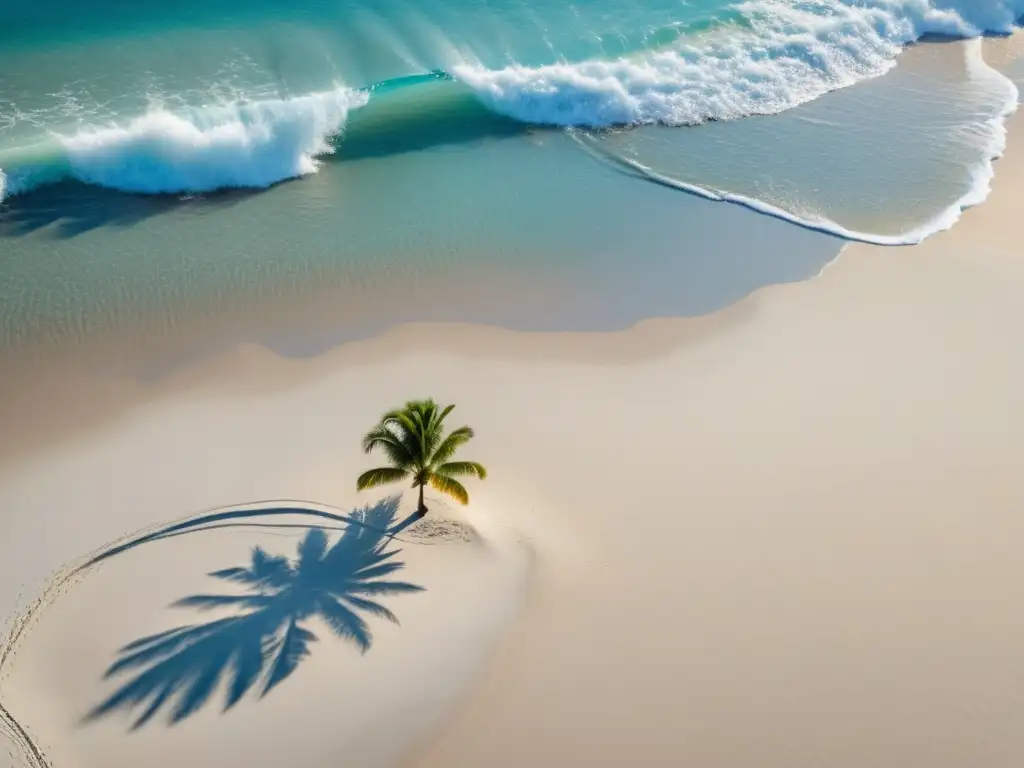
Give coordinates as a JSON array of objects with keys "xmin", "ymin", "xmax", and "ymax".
[
  {"xmin": 454, "ymin": 0, "xmax": 1024, "ymax": 128},
  {"xmin": 0, "ymin": 87, "xmax": 366, "ymax": 202},
  {"xmin": 0, "ymin": 0, "xmax": 1021, "ymax": 248}
]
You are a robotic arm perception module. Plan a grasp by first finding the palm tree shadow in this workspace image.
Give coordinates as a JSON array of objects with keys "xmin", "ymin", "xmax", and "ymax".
[
  {"xmin": 83, "ymin": 496, "xmax": 424, "ymax": 729},
  {"xmin": 389, "ymin": 510, "xmax": 425, "ymax": 538}
]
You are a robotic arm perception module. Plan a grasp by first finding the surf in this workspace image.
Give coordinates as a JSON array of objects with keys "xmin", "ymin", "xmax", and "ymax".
[
  {"xmin": 453, "ymin": 0, "xmax": 1024, "ymax": 128},
  {"xmin": 0, "ymin": 0, "xmax": 1022, "ymax": 246},
  {"xmin": 0, "ymin": 87, "xmax": 367, "ymax": 200}
]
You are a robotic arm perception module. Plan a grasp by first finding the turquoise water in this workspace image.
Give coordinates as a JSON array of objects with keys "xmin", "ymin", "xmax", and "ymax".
[
  {"xmin": 0, "ymin": 128, "xmax": 839, "ymax": 358},
  {"xmin": 1, "ymin": 1, "xmax": 1022, "ymax": 354},
  {"xmin": 2, "ymin": 1, "xmax": 1020, "ymax": 216},
  {"xmin": 0, "ymin": 0, "xmax": 730, "ymax": 146}
]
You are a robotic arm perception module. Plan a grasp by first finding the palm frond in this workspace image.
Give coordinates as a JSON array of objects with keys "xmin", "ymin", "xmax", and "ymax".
[
  {"xmin": 436, "ymin": 403, "xmax": 456, "ymax": 425},
  {"xmin": 356, "ymin": 466, "xmax": 411, "ymax": 490},
  {"xmin": 381, "ymin": 437, "xmax": 416, "ymax": 468},
  {"xmin": 430, "ymin": 426, "xmax": 474, "ymax": 465},
  {"xmin": 380, "ymin": 402, "xmax": 417, "ymax": 423},
  {"xmin": 377, "ymin": 406, "xmax": 410, "ymax": 429},
  {"xmin": 436, "ymin": 461, "xmax": 487, "ymax": 479},
  {"xmin": 389, "ymin": 413, "xmax": 425, "ymax": 463},
  {"xmin": 409, "ymin": 408, "xmax": 429, "ymax": 457},
  {"xmin": 428, "ymin": 473, "xmax": 470, "ymax": 505},
  {"xmin": 392, "ymin": 411, "xmax": 421, "ymax": 440},
  {"xmin": 361, "ymin": 426, "xmax": 414, "ymax": 467},
  {"xmin": 416, "ymin": 401, "xmax": 447, "ymax": 458}
]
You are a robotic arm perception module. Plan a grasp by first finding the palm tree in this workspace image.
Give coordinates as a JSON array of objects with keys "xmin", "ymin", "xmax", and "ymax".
[
  {"xmin": 357, "ymin": 398, "xmax": 487, "ymax": 516},
  {"xmin": 86, "ymin": 498, "xmax": 422, "ymax": 728}
]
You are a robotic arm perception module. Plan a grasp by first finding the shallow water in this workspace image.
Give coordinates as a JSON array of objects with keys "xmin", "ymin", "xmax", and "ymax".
[
  {"xmin": 587, "ymin": 39, "xmax": 1017, "ymax": 239},
  {"xmin": 0, "ymin": 2, "xmax": 1022, "ymax": 361},
  {"xmin": 0, "ymin": 125, "xmax": 838, "ymax": 360}
]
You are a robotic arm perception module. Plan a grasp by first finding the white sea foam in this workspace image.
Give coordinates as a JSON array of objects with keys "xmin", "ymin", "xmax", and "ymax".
[
  {"xmin": 447, "ymin": 0, "xmax": 1021, "ymax": 245},
  {"xmin": 568, "ymin": 38, "xmax": 1019, "ymax": 246},
  {"xmin": 454, "ymin": 0, "xmax": 1024, "ymax": 127},
  {"xmin": 0, "ymin": 0, "xmax": 1020, "ymax": 246},
  {"xmin": 0, "ymin": 87, "xmax": 367, "ymax": 202}
]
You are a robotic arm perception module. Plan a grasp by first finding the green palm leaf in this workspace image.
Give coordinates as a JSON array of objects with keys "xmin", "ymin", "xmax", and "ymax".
[
  {"xmin": 361, "ymin": 427, "xmax": 414, "ymax": 466},
  {"xmin": 390, "ymin": 411, "xmax": 420, "ymax": 439},
  {"xmin": 436, "ymin": 461, "xmax": 487, "ymax": 479},
  {"xmin": 436, "ymin": 403, "xmax": 456, "ymax": 425},
  {"xmin": 428, "ymin": 473, "xmax": 470, "ymax": 505},
  {"xmin": 431, "ymin": 426, "xmax": 474, "ymax": 465},
  {"xmin": 356, "ymin": 466, "xmax": 411, "ymax": 490},
  {"xmin": 357, "ymin": 399, "xmax": 486, "ymax": 515},
  {"xmin": 419, "ymin": 405, "xmax": 445, "ymax": 458}
]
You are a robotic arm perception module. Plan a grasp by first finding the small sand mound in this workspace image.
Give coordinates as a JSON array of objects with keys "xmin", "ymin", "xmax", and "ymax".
[{"xmin": 401, "ymin": 515, "xmax": 478, "ymax": 544}]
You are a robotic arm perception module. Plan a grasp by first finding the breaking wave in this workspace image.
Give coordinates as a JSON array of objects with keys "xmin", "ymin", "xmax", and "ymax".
[
  {"xmin": 0, "ymin": 0, "xmax": 1021, "ymax": 245},
  {"xmin": 454, "ymin": 0, "xmax": 1024, "ymax": 127},
  {"xmin": 0, "ymin": 87, "xmax": 367, "ymax": 201}
]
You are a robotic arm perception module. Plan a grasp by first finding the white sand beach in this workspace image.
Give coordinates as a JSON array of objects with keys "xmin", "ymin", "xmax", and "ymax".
[
  {"xmin": 1, "ymin": 499, "xmax": 531, "ymax": 768},
  {"xmin": 3, "ymin": 36, "xmax": 1024, "ymax": 768}
]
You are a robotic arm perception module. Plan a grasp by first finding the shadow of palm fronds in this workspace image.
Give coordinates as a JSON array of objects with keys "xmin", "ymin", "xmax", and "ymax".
[{"xmin": 85, "ymin": 496, "xmax": 423, "ymax": 728}]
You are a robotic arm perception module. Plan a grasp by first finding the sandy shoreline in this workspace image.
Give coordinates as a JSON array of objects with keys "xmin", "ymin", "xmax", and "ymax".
[{"xmin": 3, "ymin": 37, "xmax": 1024, "ymax": 768}]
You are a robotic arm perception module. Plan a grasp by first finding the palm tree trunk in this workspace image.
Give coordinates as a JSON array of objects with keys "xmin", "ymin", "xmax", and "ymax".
[{"xmin": 417, "ymin": 483, "xmax": 427, "ymax": 516}]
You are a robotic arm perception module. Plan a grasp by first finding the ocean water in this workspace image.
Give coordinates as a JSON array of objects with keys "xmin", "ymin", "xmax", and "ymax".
[
  {"xmin": 2, "ymin": 0, "xmax": 1021, "ymax": 210},
  {"xmin": 0, "ymin": 1, "xmax": 1022, "ymax": 353}
]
